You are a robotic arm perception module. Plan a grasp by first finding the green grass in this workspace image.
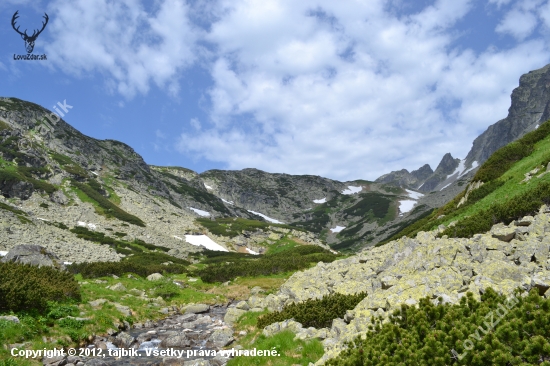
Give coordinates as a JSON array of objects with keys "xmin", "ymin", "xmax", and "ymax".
[{"xmin": 228, "ymin": 309, "xmax": 325, "ymax": 366}]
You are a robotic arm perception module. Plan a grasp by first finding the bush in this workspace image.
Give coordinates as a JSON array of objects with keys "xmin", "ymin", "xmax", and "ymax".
[
  {"xmin": 67, "ymin": 253, "xmax": 189, "ymax": 278},
  {"xmin": 327, "ymin": 288, "xmax": 550, "ymax": 366},
  {"xmin": 473, "ymin": 120, "xmax": 550, "ymax": 182},
  {"xmin": 0, "ymin": 262, "xmax": 81, "ymax": 313},
  {"xmin": 257, "ymin": 292, "xmax": 367, "ymax": 329},
  {"xmin": 195, "ymin": 246, "xmax": 338, "ymax": 283},
  {"xmin": 440, "ymin": 181, "xmax": 550, "ymax": 238},
  {"xmin": 153, "ymin": 281, "xmax": 182, "ymax": 300}
]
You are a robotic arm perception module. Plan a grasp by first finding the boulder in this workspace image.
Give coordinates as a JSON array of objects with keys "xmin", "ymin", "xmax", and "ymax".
[
  {"xmin": 0, "ymin": 315, "xmax": 19, "ymax": 323},
  {"xmin": 208, "ymin": 327, "xmax": 234, "ymax": 347},
  {"xmin": 0, "ymin": 180, "xmax": 33, "ymax": 200},
  {"xmin": 1, "ymin": 244, "xmax": 64, "ymax": 270},
  {"xmin": 181, "ymin": 303, "xmax": 210, "ymax": 314},
  {"xmin": 146, "ymin": 273, "xmax": 164, "ymax": 281},
  {"xmin": 50, "ymin": 190, "xmax": 69, "ymax": 205},
  {"xmin": 224, "ymin": 308, "xmax": 246, "ymax": 325},
  {"xmin": 108, "ymin": 283, "xmax": 127, "ymax": 291}
]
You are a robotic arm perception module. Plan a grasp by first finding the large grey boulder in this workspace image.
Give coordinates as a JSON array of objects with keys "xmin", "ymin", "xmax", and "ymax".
[
  {"xmin": 208, "ymin": 327, "xmax": 234, "ymax": 347},
  {"xmin": 0, "ymin": 180, "xmax": 33, "ymax": 200},
  {"xmin": 1, "ymin": 244, "xmax": 64, "ymax": 270}
]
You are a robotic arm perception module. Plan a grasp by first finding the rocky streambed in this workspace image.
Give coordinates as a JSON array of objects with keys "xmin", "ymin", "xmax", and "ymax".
[{"xmin": 42, "ymin": 305, "xmax": 236, "ymax": 366}]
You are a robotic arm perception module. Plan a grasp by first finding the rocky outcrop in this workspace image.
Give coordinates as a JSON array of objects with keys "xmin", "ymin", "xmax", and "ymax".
[
  {"xmin": 375, "ymin": 153, "xmax": 460, "ymax": 192},
  {"xmin": 1, "ymin": 244, "xmax": 65, "ymax": 270},
  {"xmin": 234, "ymin": 205, "xmax": 550, "ymax": 364},
  {"xmin": 200, "ymin": 168, "xmax": 347, "ymax": 223},
  {"xmin": 465, "ymin": 64, "xmax": 550, "ymax": 168},
  {"xmin": 417, "ymin": 153, "xmax": 460, "ymax": 192}
]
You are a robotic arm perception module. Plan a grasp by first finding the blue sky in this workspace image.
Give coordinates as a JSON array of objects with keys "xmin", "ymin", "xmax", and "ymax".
[{"xmin": 1, "ymin": 0, "xmax": 550, "ymax": 181}]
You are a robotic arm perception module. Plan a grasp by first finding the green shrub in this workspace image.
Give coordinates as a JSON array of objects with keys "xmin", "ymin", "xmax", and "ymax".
[
  {"xmin": 327, "ymin": 288, "xmax": 550, "ymax": 366},
  {"xmin": 67, "ymin": 253, "xmax": 189, "ymax": 278},
  {"xmin": 258, "ymin": 292, "xmax": 366, "ymax": 329},
  {"xmin": 343, "ymin": 193, "xmax": 392, "ymax": 219},
  {"xmin": 153, "ymin": 281, "xmax": 182, "ymax": 300},
  {"xmin": 0, "ymin": 262, "xmax": 81, "ymax": 313},
  {"xmin": 46, "ymin": 302, "xmax": 78, "ymax": 319},
  {"xmin": 440, "ymin": 181, "xmax": 550, "ymax": 238},
  {"xmin": 473, "ymin": 120, "xmax": 550, "ymax": 183},
  {"xmin": 195, "ymin": 246, "xmax": 338, "ymax": 283}
]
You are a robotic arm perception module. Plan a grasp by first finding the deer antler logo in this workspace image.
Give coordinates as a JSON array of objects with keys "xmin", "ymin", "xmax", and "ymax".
[{"xmin": 11, "ymin": 10, "xmax": 49, "ymax": 54}]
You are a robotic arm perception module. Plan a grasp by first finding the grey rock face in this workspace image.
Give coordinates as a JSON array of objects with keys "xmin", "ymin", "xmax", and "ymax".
[
  {"xmin": 1, "ymin": 244, "xmax": 65, "ymax": 270},
  {"xmin": 0, "ymin": 180, "xmax": 33, "ymax": 199},
  {"xmin": 465, "ymin": 63, "xmax": 550, "ymax": 167},
  {"xmin": 418, "ymin": 153, "xmax": 460, "ymax": 192}
]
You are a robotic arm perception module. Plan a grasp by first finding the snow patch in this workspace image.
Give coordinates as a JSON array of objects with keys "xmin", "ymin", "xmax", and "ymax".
[
  {"xmin": 173, "ymin": 235, "xmax": 183, "ymax": 241},
  {"xmin": 459, "ymin": 161, "xmax": 478, "ymax": 177},
  {"xmin": 399, "ymin": 200, "xmax": 416, "ymax": 214},
  {"xmin": 184, "ymin": 235, "xmax": 228, "ymax": 252},
  {"xmin": 204, "ymin": 184, "xmax": 213, "ymax": 190},
  {"xmin": 313, "ymin": 197, "xmax": 327, "ymax": 204},
  {"xmin": 246, "ymin": 248, "xmax": 259, "ymax": 255},
  {"xmin": 37, "ymin": 217, "xmax": 50, "ymax": 222},
  {"xmin": 221, "ymin": 198, "xmax": 234, "ymax": 205},
  {"xmin": 91, "ymin": 171, "xmax": 99, "ymax": 176},
  {"xmin": 342, "ymin": 186, "xmax": 362, "ymax": 195},
  {"xmin": 439, "ymin": 182, "xmax": 452, "ymax": 191},
  {"xmin": 447, "ymin": 159, "xmax": 466, "ymax": 180},
  {"xmin": 0, "ymin": 251, "xmax": 8, "ymax": 257},
  {"xmin": 405, "ymin": 189, "xmax": 424, "ymax": 200},
  {"xmin": 189, "ymin": 207, "xmax": 210, "ymax": 217},
  {"xmin": 330, "ymin": 226, "xmax": 346, "ymax": 233},
  {"xmin": 63, "ymin": 262, "xmax": 73, "ymax": 265},
  {"xmin": 77, "ymin": 221, "xmax": 97, "ymax": 230},
  {"xmin": 536, "ymin": 124, "xmax": 540, "ymax": 129},
  {"xmin": 247, "ymin": 210, "xmax": 284, "ymax": 224}
]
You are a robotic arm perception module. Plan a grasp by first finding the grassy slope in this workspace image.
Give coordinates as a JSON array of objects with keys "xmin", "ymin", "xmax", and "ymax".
[{"xmin": 382, "ymin": 120, "xmax": 550, "ymax": 242}]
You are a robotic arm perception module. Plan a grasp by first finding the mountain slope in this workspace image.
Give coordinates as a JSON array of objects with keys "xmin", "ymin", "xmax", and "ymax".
[{"xmin": 375, "ymin": 63, "xmax": 550, "ymax": 193}]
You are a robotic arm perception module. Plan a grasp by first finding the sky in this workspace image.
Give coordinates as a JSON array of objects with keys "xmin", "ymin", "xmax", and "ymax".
[{"xmin": 1, "ymin": 0, "xmax": 550, "ymax": 182}]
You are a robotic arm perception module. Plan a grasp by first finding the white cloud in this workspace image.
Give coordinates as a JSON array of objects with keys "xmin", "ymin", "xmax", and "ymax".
[
  {"xmin": 45, "ymin": 0, "xmax": 198, "ymax": 98},
  {"xmin": 496, "ymin": 9, "xmax": 538, "ymax": 40},
  {"xmin": 176, "ymin": 0, "xmax": 550, "ymax": 180},
  {"xmin": 190, "ymin": 117, "xmax": 201, "ymax": 130}
]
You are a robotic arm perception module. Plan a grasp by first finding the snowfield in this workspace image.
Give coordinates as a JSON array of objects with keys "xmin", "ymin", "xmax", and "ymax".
[
  {"xmin": 342, "ymin": 186, "xmax": 362, "ymax": 195},
  {"xmin": 459, "ymin": 161, "xmax": 478, "ymax": 177},
  {"xmin": 0, "ymin": 251, "xmax": 7, "ymax": 257},
  {"xmin": 204, "ymin": 184, "xmax": 213, "ymax": 190},
  {"xmin": 188, "ymin": 207, "xmax": 210, "ymax": 217},
  {"xmin": 184, "ymin": 235, "xmax": 228, "ymax": 252},
  {"xmin": 399, "ymin": 200, "xmax": 417, "ymax": 214},
  {"xmin": 330, "ymin": 226, "xmax": 346, "ymax": 233},
  {"xmin": 405, "ymin": 189, "xmax": 424, "ymax": 199},
  {"xmin": 313, "ymin": 197, "xmax": 327, "ymax": 203},
  {"xmin": 246, "ymin": 248, "xmax": 259, "ymax": 255},
  {"xmin": 247, "ymin": 210, "xmax": 284, "ymax": 224}
]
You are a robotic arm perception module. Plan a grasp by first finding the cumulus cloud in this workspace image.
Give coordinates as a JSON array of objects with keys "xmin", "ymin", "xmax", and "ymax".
[
  {"xmin": 44, "ymin": 0, "xmax": 198, "ymax": 98},
  {"xmin": 176, "ymin": 0, "xmax": 550, "ymax": 180}
]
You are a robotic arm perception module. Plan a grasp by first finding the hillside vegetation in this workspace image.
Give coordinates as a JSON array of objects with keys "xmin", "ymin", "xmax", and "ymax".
[{"xmin": 383, "ymin": 120, "xmax": 550, "ymax": 243}]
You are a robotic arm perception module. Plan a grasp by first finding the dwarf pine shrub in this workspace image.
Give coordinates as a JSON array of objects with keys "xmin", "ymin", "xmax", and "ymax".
[
  {"xmin": 327, "ymin": 288, "xmax": 550, "ymax": 366},
  {"xmin": 0, "ymin": 262, "xmax": 81, "ymax": 313},
  {"xmin": 257, "ymin": 292, "xmax": 367, "ymax": 329},
  {"xmin": 195, "ymin": 246, "xmax": 337, "ymax": 283}
]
